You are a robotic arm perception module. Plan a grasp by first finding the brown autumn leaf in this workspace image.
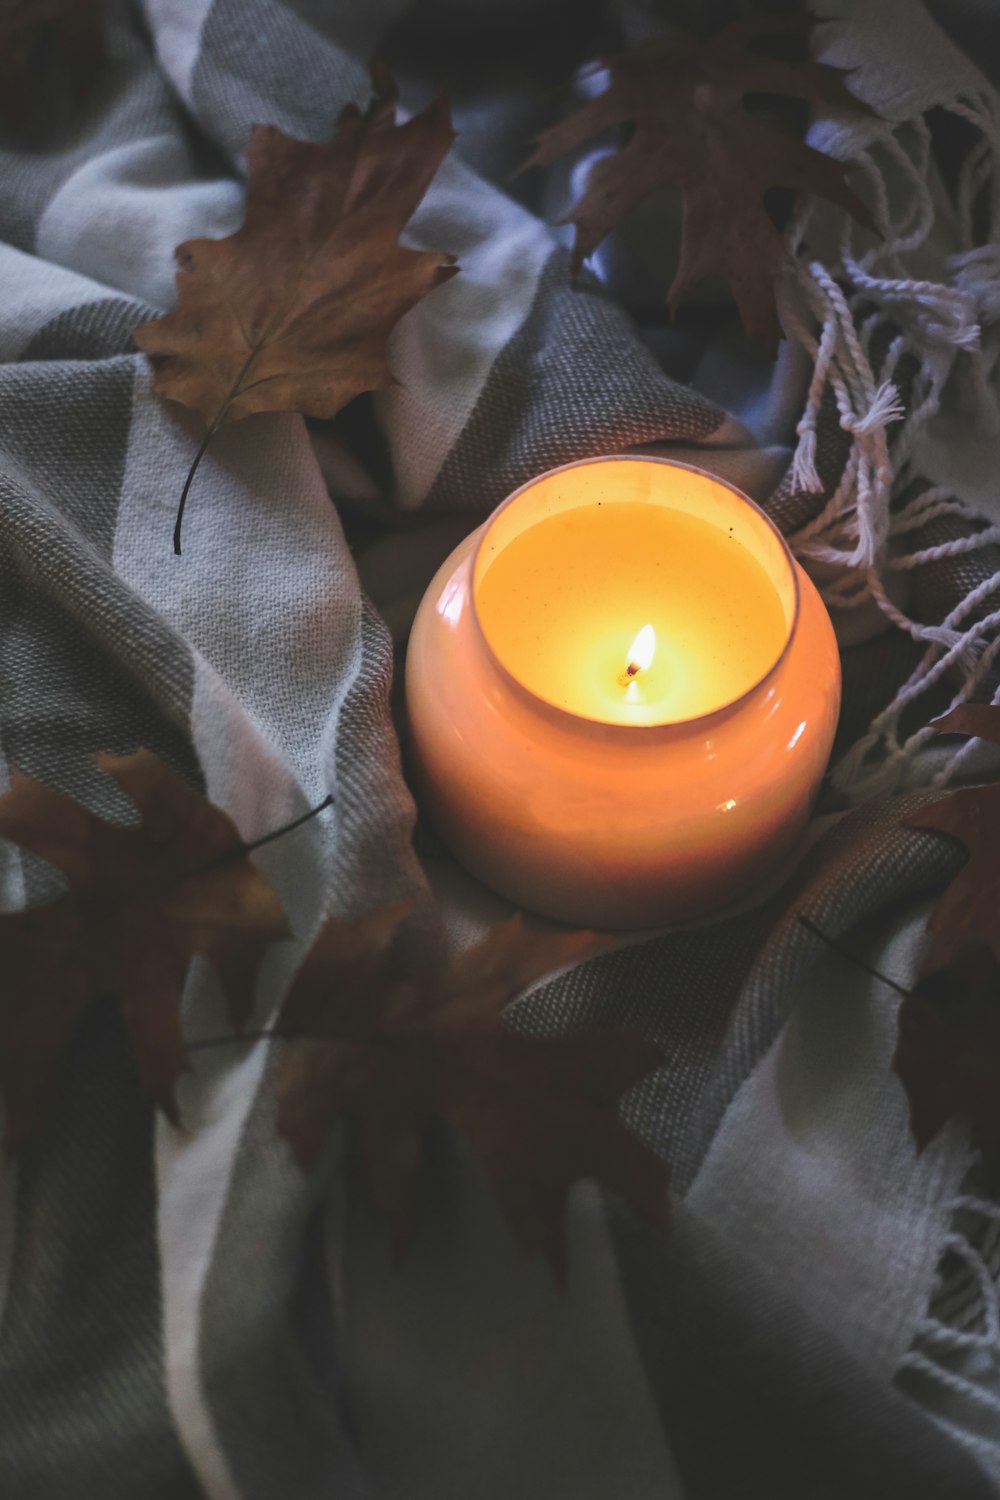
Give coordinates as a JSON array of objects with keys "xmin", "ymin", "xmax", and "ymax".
[
  {"xmin": 893, "ymin": 705, "xmax": 1000, "ymax": 1148},
  {"xmin": 894, "ymin": 945, "xmax": 1000, "ymax": 1152},
  {"xmin": 275, "ymin": 912, "xmax": 668, "ymax": 1275},
  {"xmin": 520, "ymin": 13, "xmax": 875, "ymax": 343},
  {"xmin": 0, "ymin": 0, "xmax": 103, "ymax": 124},
  {"xmin": 133, "ymin": 63, "xmax": 457, "ymax": 553},
  {"xmin": 906, "ymin": 705, "xmax": 1000, "ymax": 981},
  {"xmin": 0, "ymin": 751, "xmax": 292, "ymax": 1147}
]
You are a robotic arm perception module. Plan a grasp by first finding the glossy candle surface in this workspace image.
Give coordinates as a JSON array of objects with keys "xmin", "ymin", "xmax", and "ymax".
[
  {"xmin": 475, "ymin": 502, "xmax": 789, "ymax": 725},
  {"xmin": 406, "ymin": 458, "xmax": 841, "ymax": 929}
]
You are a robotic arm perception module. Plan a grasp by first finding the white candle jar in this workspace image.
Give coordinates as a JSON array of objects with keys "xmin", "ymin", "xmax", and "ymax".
[{"xmin": 406, "ymin": 457, "xmax": 841, "ymax": 929}]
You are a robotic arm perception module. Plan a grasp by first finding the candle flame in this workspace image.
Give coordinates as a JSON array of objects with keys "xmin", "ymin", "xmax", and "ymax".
[{"xmin": 625, "ymin": 624, "xmax": 656, "ymax": 678}]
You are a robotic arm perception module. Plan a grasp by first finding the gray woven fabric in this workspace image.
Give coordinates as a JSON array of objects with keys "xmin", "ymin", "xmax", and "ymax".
[{"xmin": 1, "ymin": 0, "xmax": 999, "ymax": 1495}]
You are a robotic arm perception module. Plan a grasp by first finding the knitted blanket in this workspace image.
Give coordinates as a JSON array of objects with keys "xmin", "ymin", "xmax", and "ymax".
[{"xmin": 2, "ymin": 0, "xmax": 1000, "ymax": 1495}]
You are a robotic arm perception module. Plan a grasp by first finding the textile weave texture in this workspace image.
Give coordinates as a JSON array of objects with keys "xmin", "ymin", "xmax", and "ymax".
[{"xmin": 2, "ymin": 0, "xmax": 1000, "ymax": 1496}]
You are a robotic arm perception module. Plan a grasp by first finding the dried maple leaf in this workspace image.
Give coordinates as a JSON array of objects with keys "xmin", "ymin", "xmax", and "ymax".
[
  {"xmin": 275, "ymin": 912, "xmax": 668, "ymax": 1275},
  {"xmin": 134, "ymin": 63, "xmax": 457, "ymax": 553},
  {"xmin": 0, "ymin": 0, "xmax": 103, "ymax": 124},
  {"xmin": 521, "ymin": 13, "xmax": 875, "ymax": 342},
  {"xmin": 893, "ymin": 706, "xmax": 1000, "ymax": 1148},
  {"xmin": 906, "ymin": 706, "xmax": 1000, "ymax": 982},
  {"xmin": 894, "ymin": 945, "xmax": 1000, "ymax": 1151},
  {"xmin": 0, "ymin": 751, "xmax": 292, "ymax": 1147}
]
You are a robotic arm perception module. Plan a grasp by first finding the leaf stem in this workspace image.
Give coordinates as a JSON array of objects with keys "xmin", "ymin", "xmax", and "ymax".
[
  {"xmin": 172, "ymin": 342, "xmax": 259, "ymax": 555},
  {"xmin": 798, "ymin": 915, "xmax": 911, "ymax": 998},
  {"xmin": 241, "ymin": 794, "xmax": 334, "ymax": 857},
  {"xmin": 173, "ymin": 418, "xmax": 221, "ymax": 555},
  {"xmin": 202, "ymin": 793, "xmax": 333, "ymax": 875}
]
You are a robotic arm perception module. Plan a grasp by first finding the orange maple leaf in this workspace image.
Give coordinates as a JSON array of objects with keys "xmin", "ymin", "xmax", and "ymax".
[
  {"xmin": 133, "ymin": 62, "xmax": 458, "ymax": 552},
  {"xmin": 0, "ymin": 752, "xmax": 292, "ymax": 1146}
]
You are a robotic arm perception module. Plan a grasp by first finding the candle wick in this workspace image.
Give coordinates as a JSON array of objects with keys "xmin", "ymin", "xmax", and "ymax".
[{"xmin": 620, "ymin": 625, "xmax": 656, "ymax": 688}]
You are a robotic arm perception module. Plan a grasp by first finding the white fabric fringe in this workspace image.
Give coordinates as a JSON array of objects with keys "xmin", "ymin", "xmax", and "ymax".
[
  {"xmin": 783, "ymin": 93, "xmax": 1000, "ymax": 800},
  {"xmin": 898, "ymin": 1187, "xmax": 1000, "ymax": 1472}
]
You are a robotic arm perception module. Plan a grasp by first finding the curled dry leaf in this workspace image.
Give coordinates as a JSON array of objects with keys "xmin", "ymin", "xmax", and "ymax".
[
  {"xmin": 133, "ymin": 62, "xmax": 458, "ymax": 552},
  {"xmin": 895, "ymin": 706, "xmax": 1000, "ymax": 1148},
  {"xmin": 521, "ymin": 13, "xmax": 875, "ymax": 343},
  {"xmin": 0, "ymin": 752, "xmax": 291, "ymax": 1146},
  {"xmin": 275, "ymin": 913, "xmax": 668, "ymax": 1276}
]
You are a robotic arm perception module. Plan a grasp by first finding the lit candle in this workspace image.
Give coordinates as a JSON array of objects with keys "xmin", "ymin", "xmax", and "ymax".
[{"xmin": 406, "ymin": 457, "xmax": 841, "ymax": 929}]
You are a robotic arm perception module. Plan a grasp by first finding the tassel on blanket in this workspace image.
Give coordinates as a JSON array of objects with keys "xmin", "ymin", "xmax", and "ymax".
[
  {"xmin": 842, "ymin": 380, "xmax": 906, "ymax": 437},
  {"xmin": 952, "ymin": 244, "xmax": 1000, "ymax": 323},
  {"xmin": 789, "ymin": 418, "xmax": 821, "ymax": 495},
  {"xmin": 898, "ymin": 1180, "xmax": 1000, "ymax": 1428},
  {"xmin": 782, "ymin": 88, "xmax": 1000, "ymax": 800}
]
